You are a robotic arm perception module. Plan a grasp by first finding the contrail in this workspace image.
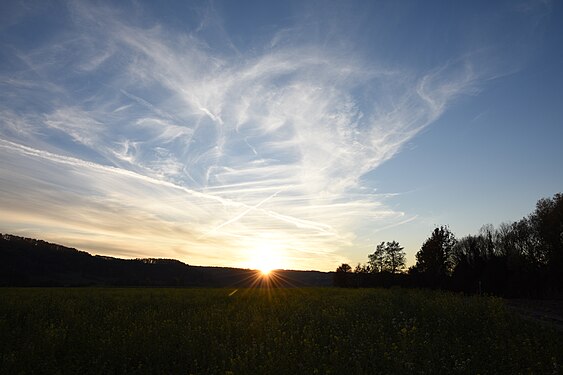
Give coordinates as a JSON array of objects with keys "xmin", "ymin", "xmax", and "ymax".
[
  {"xmin": 261, "ymin": 209, "xmax": 333, "ymax": 233},
  {"xmin": 0, "ymin": 138, "xmax": 239, "ymax": 208},
  {"xmin": 204, "ymin": 190, "xmax": 281, "ymax": 236},
  {"xmin": 1, "ymin": 139, "xmax": 332, "ymax": 238}
]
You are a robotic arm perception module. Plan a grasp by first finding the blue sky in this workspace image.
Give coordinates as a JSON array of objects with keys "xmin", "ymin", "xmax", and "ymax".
[{"xmin": 1, "ymin": 0, "xmax": 561, "ymax": 271}]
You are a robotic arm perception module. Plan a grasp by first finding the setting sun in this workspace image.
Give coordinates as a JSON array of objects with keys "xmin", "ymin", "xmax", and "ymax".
[
  {"xmin": 245, "ymin": 240, "xmax": 286, "ymax": 276},
  {"xmin": 255, "ymin": 255, "xmax": 278, "ymax": 277}
]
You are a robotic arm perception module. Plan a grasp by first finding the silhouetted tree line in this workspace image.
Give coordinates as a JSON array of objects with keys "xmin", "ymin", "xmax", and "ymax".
[
  {"xmin": 334, "ymin": 241, "xmax": 409, "ymax": 288},
  {"xmin": 335, "ymin": 193, "xmax": 563, "ymax": 298},
  {"xmin": 0, "ymin": 234, "xmax": 332, "ymax": 287}
]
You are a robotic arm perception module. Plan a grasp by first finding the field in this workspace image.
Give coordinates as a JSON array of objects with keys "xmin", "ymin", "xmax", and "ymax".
[{"xmin": 1, "ymin": 288, "xmax": 561, "ymax": 374}]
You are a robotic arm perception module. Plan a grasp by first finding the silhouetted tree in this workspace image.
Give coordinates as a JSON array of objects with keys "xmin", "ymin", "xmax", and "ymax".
[
  {"xmin": 367, "ymin": 241, "xmax": 406, "ymax": 274},
  {"xmin": 336, "ymin": 263, "xmax": 352, "ymax": 273},
  {"xmin": 334, "ymin": 263, "xmax": 353, "ymax": 287},
  {"xmin": 368, "ymin": 242, "xmax": 386, "ymax": 273},
  {"xmin": 530, "ymin": 193, "xmax": 563, "ymax": 294},
  {"xmin": 384, "ymin": 241, "xmax": 406, "ymax": 274},
  {"xmin": 352, "ymin": 263, "xmax": 371, "ymax": 287},
  {"xmin": 354, "ymin": 263, "xmax": 370, "ymax": 273},
  {"xmin": 478, "ymin": 224, "xmax": 496, "ymax": 259},
  {"xmin": 356, "ymin": 193, "xmax": 563, "ymax": 297},
  {"xmin": 451, "ymin": 234, "xmax": 490, "ymax": 294},
  {"xmin": 413, "ymin": 226, "xmax": 456, "ymax": 287}
]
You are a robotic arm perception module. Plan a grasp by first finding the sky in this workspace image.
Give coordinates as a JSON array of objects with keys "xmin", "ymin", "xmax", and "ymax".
[{"xmin": 1, "ymin": 0, "xmax": 562, "ymax": 272}]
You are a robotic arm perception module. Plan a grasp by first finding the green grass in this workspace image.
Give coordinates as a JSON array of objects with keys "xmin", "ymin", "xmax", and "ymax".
[{"xmin": 0, "ymin": 287, "xmax": 561, "ymax": 374}]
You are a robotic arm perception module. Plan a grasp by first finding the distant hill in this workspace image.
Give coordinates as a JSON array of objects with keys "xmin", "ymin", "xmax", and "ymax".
[{"xmin": 0, "ymin": 234, "xmax": 333, "ymax": 287}]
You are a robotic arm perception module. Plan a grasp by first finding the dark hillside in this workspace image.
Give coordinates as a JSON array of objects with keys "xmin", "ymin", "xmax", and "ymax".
[{"xmin": 0, "ymin": 234, "xmax": 332, "ymax": 287}]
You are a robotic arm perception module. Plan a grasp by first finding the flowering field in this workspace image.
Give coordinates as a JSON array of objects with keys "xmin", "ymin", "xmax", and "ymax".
[{"xmin": 1, "ymin": 287, "xmax": 561, "ymax": 374}]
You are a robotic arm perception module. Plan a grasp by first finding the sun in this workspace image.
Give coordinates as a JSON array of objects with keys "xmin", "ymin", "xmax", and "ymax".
[
  {"xmin": 255, "ymin": 256, "xmax": 277, "ymax": 277},
  {"xmin": 246, "ymin": 242, "xmax": 285, "ymax": 276},
  {"xmin": 260, "ymin": 268, "xmax": 272, "ymax": 277}
]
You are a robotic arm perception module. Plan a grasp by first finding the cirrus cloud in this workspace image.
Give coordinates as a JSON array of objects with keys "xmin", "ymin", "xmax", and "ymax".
[{"xmin": 0, "ymin": 1, "xmax": 489, "ymax": 270}]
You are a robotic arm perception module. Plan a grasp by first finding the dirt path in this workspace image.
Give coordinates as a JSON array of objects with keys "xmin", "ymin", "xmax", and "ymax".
[{"xmin": 505, "ymin": 299, "xmax": 563, "ymax": 332}]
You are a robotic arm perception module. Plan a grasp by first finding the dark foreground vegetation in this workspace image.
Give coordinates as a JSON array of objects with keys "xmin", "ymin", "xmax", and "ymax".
[
  {"xmin": 336, "ymin": 193, "xmax": 563, "ymax": 298},
  {"xmin": 1, "ymin": 288, "xmax": 561, "ymax": 374},
  {"xmin": 0, "ymin": 234, "xmax": 331, "ymax": 287}
]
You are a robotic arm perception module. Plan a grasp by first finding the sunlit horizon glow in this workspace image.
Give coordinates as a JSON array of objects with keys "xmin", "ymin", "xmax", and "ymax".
[
  {"xmin": 242, "ymin": 239, "xmax": 287, "ymax": 275},
  {"xmin": 1, "ymin": 1, "xmax": 561, "ymax": 271}
]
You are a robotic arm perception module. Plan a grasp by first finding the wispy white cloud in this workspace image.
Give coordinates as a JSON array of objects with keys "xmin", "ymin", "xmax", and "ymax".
[{"xmin": 0, "ymin": 1, "xmax": 507, "ymax": 270}]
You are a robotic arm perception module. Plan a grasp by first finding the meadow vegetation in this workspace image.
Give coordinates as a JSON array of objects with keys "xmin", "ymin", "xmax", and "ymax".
[{"xmin": 1, "ymin": 287, "xmax": 561, "ymax": 374}]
